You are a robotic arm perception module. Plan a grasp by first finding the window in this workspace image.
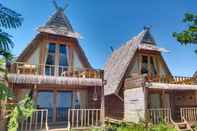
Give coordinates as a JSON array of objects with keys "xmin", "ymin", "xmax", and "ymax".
[
  {"xmin": 45, "ymin": 43, "xmax": 56, "ymax": 75},
  {"xmin": 141, "ymin": 55, "xmax": 148, "ymax": 74},
  {"xmin": 59, "ymin": 45, "xmax": 68, "ymax": 75},
  {"xmin": 150, "ymin": 56, "xmax": 157, "ymax": 76},
  {"xmin": 45, "ymin": 43, "xmax": 69, "ymax": 76},
  {"xmin": 140, "ymin": 55, "xmax": 159, "ymax": 76}
]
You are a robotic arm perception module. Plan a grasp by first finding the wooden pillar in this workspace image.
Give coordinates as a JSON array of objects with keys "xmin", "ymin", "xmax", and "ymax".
[
  {"xmin": 53, "ymin": 91, "xmax": 57, "ymax": 123},
  {"xmin": 161, "ymin": 90, "xmax": 165, "ymax": 108},
  {"xmin": 39, "ymin": 41, "xmax": 47, "ymax": 75},
  {"xmin": 144, "ymin": 86, "xmax": 149, "ymax": 121},
  {"xmin": 100, "ymin": 70, "xmax": 105, "ymax": 127},
  {"xmin": 33, "ymin": 84, "xmax": 37, "ymax": 103},
  {"xmin": 68, "ymin": 40, "xmax": 74, "ymax": 72}
]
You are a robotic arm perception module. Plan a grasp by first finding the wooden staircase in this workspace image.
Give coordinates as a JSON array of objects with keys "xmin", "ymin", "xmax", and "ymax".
[{"xmin": 171, "ymin": 117, "xmax": 193, "ymax": 131}]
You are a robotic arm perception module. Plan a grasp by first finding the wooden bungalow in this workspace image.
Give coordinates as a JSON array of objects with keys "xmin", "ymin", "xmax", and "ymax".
[
  {"xmin": 104, "ymin": 28, "xmax": 197, "ymax": 130},
  {"xmin": 7, "ymin": 4, "xmax": 105, "ymax": 131}
]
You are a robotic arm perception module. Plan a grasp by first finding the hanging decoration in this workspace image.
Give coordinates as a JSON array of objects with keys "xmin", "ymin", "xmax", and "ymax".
[
  {"xmin": 74, "ymin": 77, "xmax": 80, "ymax": 109},
  {"xmin": 93, "ymin": 86, "xmax": 98, "ymax": 101}
]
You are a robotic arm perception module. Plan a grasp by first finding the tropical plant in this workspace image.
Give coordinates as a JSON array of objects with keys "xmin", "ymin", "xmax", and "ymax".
[
  {"xmin": 0, "ymin": 3, "xmax": 23, "ymax": 53},
  {"xmin": 150, "ymin": 123, "xmax": 176, "ymax": 131},
  {"xmin": 102, "ymin": 122, "xmax": 176, "ymax": 131},
  {"xmin": 173, "ymin": 13, "xmax": 197, "ymax": 53},
  {"xmin": 7, "ymin": 96, "xmax": 35, "ymax": 131},
  {"xmin": 0, "ymin": 3, "xmax": 35, "ymax": 131},
  {"xmin": 0, "ymin": 2, "xmax": 22, "ymax": 101}
]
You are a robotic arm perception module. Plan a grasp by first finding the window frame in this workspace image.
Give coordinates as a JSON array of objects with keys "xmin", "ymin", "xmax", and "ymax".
[
  {"xmin": 44, "ymin": 43, "xmax": 69, "ymax": 76},
  {"xmin": 139, "ymin": 54, "xmax": 160, "ymax": 76}
]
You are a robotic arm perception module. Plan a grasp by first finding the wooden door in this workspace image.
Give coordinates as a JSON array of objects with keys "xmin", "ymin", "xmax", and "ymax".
[{"xmin": 149, "ymin": 94, "xmax": 161, "ymax": 108}]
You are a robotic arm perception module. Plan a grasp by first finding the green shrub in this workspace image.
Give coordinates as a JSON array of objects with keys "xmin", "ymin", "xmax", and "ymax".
[{"xmin": 99, "ymin": 122, "xmax": 176, "ymax": 131}]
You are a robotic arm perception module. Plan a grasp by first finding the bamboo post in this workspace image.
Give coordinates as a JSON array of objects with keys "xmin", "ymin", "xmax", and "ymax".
[
  {"xmin": 67, "ymin": 109, "xmax": 71, "ymax": 131},
  {"xmin": 46, "ymin": 110, "xmax": 49, "ymax": 131},
  {"xmin": 40, "ymin": 110, "xmax": 43, "ymax": 129},
  {"xmin": 100, "ymin": 70, "xmax": 105, "ymax": 127}
]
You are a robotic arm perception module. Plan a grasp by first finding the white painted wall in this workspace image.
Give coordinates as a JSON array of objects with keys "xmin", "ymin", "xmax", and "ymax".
[
  {"xmin": 27, "ymin": 47, "xmax": 40, "ymax": 65},
  {"xmin": 73, "ymin": 50, "xmax": 83, "ymax": 69}
]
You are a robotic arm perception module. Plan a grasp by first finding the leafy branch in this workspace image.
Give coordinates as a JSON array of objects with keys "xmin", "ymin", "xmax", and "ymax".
[{"xmin": 173, "ymin": 13, "xmax": 197, "ymax": 52}]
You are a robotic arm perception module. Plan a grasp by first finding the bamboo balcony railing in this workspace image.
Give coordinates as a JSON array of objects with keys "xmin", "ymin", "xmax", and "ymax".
[
  {"xmin": 180, "ymin": 107, "xmax": 197, "ymax": 121},
  {"xmin": 19, "ymin": 109, "xmax": 102, "ymax": 131},
  {"xmin": 146, "ymin": 75, "xmax": 197, "ymax": 85},
  {"xmin": 68, "ymin": 109, "xmax": 101, "ymax": 129},
  {"xmin": 9, "ymin": 62, "xmax": 102, "ymax": 79},
  {"xmin": 19, "ymin": 109, "xmax": 49, "ymax": 131},
  {"xmin": 145, "ymin": 108, "xmax": 171, "ymax": 124}
]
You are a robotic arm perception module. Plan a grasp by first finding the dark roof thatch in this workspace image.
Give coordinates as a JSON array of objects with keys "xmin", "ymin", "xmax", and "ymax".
[
  {"xmin": 38, "ymin": 8, "xmax": 80, "ymax": 38},
  {"xmin": 104, "ymin": 29, "xmax": 169, "ymax": 95},
  {"xmin": 194, "ymin": 71, "xmax": 197, "ymax": 77}
]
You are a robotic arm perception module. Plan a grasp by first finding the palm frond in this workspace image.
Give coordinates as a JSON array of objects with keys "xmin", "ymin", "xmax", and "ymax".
[
  {"xmin": 0, "ymin": 82, "xmax": 13, "ymax": 100},
  {"xmin": 0, "ymin": 3, "xmax": 23, "ymax": 29},
  {"xmin": 0, "ymin": 29, "xmax": 13, "ymax": 51}
]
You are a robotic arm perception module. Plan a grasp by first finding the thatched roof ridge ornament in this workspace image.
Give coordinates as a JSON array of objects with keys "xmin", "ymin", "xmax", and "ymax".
[
  {"xmin": 38, "ymin": 0, "xmax": 81, "ymax": 38},
  {"xmin": 52, "ymin": 0, "xmax": 69, "ymax": 11}
]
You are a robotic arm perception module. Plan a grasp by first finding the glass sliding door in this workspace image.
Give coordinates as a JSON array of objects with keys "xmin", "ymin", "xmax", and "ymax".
[
  {"xmin": 56, "ymin": 91, "xmax": 73, "ymax": 122},
  {"xmin": 36, "ymin": 91, "xmax": 73, "ymax": 123},
  {"xmin": 37, "ymin": 91, "xmax": 54, "ymax": 122}
]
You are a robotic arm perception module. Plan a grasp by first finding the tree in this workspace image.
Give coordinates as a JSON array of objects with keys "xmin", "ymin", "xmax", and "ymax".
[
  {"xmin": 0, "ymin": 3, "xmax": 23, "ymax": 54},
  {"xmin": 173, "ymin": 13, "xmax": 197, "ymax": 52},
  {"xmin": 0, "ymin": 2, "xmax": 23, "ymax": 104},
  {"xmin": 0, "ymin": 3, "xmax": 34, "ymax": 131}
]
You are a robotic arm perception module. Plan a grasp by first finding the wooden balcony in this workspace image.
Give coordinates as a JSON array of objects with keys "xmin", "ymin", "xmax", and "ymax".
[
  {"xmin": 8, "ymin": 62, "xmax": 103, "ymax": 86},
  {"xmin": 146, "ymin": 75, "xmax": 197, "ymax": 85},
  {"xmin": 125, "ymin": 74, "xmax": 197, "ymax": 89},
  {"xmin": 9, "ymin": 62, "xmax": 102, "ymax": 79}
]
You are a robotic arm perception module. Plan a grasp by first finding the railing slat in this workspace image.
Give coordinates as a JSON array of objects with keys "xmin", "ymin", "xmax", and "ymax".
[
  {"xmin": 146, "ymin": 108, "xmax": 171, "ymax": 124},
  {"xmin": 68, "ymin": 109, "xmax": 101, "ymax": 129},
  {"xmin": 181, "ymin": 107, "xmax": 197, "ymax": 122},
  {"xmin": 40, "ymin": 111, "xmax": 43, "ymax": 129},
  {"xmin": 19, "ymin": 109, "xmax": 48, "ymax": 131}
]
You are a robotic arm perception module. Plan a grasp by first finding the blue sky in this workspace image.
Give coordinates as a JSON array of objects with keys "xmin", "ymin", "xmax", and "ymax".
[{"xmin": 1, "ymin": 0, "xmax": 197, "ymax": 76}]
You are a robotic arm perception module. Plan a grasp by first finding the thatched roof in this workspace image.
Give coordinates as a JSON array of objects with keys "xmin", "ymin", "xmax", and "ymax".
[
  {"xmin": 104, "ymin": 29, "xmax": 168, "ymax": 95},
  {"xmin": 8, "ymin": 74, "xmax": 102, "ymax": 87},
  {"xmin": 148, "ymin": 82, "xmax": 197, "ymax": 90},
  {"xmin": 193, "ymin": 71, "xmax": 197, "ymax": 77},
  {"xmin": 38, "ymin": 8, "xmax": 80, "ymax": 38}
]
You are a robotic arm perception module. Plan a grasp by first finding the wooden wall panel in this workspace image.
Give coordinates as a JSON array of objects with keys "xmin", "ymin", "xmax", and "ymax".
[
  {"xmin": 105, "ymin": 95, "xmax": 124, "ymax": 120},
  {"xmin": 124, "ymin": 88, "xmax": 145, "ymax": 122}
]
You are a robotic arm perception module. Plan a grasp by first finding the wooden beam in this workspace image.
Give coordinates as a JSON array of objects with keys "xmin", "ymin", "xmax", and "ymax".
[{"xmin": 100, "ymin": 70, "xmax": 105, "ymax": 127}]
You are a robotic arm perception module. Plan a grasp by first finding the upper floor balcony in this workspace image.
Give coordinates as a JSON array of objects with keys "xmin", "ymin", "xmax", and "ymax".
[
  {"xmin": 124, "ymin": 74, "xmax": 197, "ymax": 89},
  {"xmin": 9, "ymin": 62, "xmax": 102, "ymax": 78},
  {"xmin": 145, "ymin": 75, "xmax": 197, "ymax": 85},
  {"xmin": 8, "ymin": 62, "xmax": 103, "ymax": 87}
]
